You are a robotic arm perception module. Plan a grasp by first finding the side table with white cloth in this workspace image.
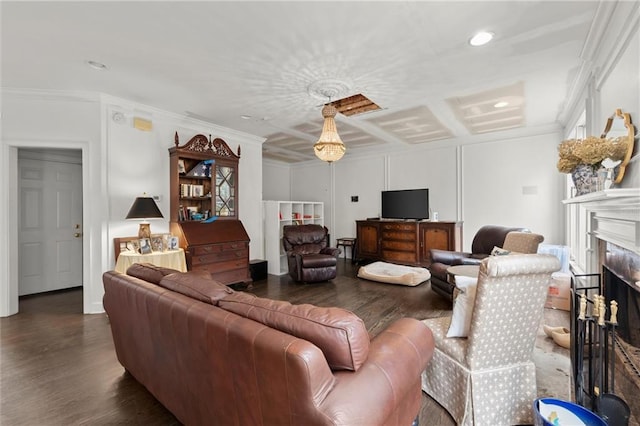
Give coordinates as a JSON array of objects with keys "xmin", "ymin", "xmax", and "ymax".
[{"xmin": 115, "ymin": 248, "xmax": 187, "ymax": 274}]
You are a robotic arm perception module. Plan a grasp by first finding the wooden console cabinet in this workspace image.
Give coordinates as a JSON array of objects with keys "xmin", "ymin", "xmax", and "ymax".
[
  {"xmin": 169, "ymin": 132, "xmax": 251, "ymax": 286},
  {"xmin": 356, "ymin": 220, "xmax": 462, "ymax": 266}
]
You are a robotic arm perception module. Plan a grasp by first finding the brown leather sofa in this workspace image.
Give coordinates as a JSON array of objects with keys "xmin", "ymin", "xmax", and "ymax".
[
  {"xmin": 103, "ymin": 263, "xmax": 435, "ymax": 426},
  {"xmin": 283, "ymin": 224, "xmax": 340, "ymax": 283},
  {"xmin": 429, "ymin": 225, "xmax": 527, "ymax": 300}
]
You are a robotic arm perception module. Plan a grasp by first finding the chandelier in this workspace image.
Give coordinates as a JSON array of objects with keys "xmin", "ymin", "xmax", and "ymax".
[{"xmin": 314, "ymin": 103, "xmax": 345, "ymax": 163}]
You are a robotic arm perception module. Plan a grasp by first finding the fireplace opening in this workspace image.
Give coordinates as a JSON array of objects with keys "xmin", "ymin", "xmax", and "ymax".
[{"xmin": 603, "ymin": 266, "xmax": 640, "ymax": 347}]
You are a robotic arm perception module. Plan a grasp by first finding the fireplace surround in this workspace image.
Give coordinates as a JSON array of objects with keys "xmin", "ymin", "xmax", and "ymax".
[{"xmin": 564, "ymin": 188, "xmax": 640, "ymax": 421}]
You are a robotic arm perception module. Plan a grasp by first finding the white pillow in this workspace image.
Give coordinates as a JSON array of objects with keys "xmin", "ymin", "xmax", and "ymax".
[{"xmin": 446, "ymin": 275, "xmax": 479, "ymax": 337}]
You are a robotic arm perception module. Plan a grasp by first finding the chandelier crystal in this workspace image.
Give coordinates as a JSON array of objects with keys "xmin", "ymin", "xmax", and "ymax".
[{"xmin": 314, "ymin": 104, "xmax": 345, "ymax": 163}]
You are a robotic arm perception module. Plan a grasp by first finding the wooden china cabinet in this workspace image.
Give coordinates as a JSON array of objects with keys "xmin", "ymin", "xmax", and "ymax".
[{"xmin": 169, "ymin": 132, "xmax": 251, "ymax": 286}]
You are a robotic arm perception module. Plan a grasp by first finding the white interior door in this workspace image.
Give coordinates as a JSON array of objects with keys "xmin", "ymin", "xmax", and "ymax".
[{"xmin": 18, "ymin": 155, "xmax": 83, "ymax": 296}]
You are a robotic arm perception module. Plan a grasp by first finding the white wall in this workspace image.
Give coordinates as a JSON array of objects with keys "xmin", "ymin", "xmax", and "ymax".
[
  {"xmin": 263, "ymin": 160, "xmax": 291, "ymax": 201},
  {"xmin": 103, "ymin": 98, "xmax": 265, "ymax": 267},
  {"xmin": 1, "ymin": 92, "xmax": 104, "ymax": 316},
  {"xmin": 290, "ymin": 163, "xmax": 332, "ymax": 232},
  {"xmin": 596, "ymin": 21, "xmax": 639, "ymax": 189},
  {"xmin": 462, "ymin": 133, "xmax": 565, "ymax": 248},
  {"xmin": 333, "ymin": 155, "xmax": 387, "ymax": 239},
  {"xmin": 1, "ymin": 90, "xmax": 264, "ymax": 316},
  {"xmin": 389, "ymin": 146, "xmax": 459, "ymax": 223},
  {"xmin": 264, "ymin": 129, "xmax": 565, "ymax": 252}
]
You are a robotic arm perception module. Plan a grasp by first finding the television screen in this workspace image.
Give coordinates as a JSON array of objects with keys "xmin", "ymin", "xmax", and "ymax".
[{"xmin": 381, "ymin": 189, "xmax": 429, "ymax": 220}]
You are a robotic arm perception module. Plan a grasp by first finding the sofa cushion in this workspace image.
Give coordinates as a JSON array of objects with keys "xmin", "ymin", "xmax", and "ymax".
[
  {"xmin": 159, "ymin": 272, "xmax": 234, "ymax": 305},
  {"xmin": 126, "ymin": 262, "xmax": 179, "ymax": 284},
  {"xmin": 218, "ymin": 292, "xmax": 369, "ymax": 371}
]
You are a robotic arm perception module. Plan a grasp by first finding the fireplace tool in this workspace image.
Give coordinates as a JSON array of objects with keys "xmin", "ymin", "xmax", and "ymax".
[
  {"xmin": 593, "ymin": 296, "xmax": 630, "ymax": 426},
  {"xmin": 575, "ymin": 293, "xmax": 587, "ymax": 406}
]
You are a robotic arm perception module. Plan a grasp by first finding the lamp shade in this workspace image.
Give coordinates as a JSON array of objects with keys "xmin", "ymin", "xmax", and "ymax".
[
  {"xmin": 314, "ymin": 104, "xmax": 346, "ymax": 163},
  {"xmin": 126, "ymin": 196, "xmax": 164, "ymax": 220},
  {"xmin": 126, "ymin": 196, "xmax": 163, "ymax": 239}
]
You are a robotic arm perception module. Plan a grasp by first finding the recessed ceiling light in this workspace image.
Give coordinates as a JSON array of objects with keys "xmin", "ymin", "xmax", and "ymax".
[
  {"xmin": 494, "ymin": 101, "xmax": 509, "ymax": 108},
  {"xmin": 469, "ymin": 31, "xmax": 494, "ymax": 47},
  {"xmin": 240, "ymin": 115, "xmax": 252, "ymax": 120},
  {"xmin": 86, "ymin": 60, "xmax": 108, "ymax": 71}
]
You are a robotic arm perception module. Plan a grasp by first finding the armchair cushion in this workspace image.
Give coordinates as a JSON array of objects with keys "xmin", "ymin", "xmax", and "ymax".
[
  {"xmin": 290, "ymin": 243, "xmax": 324, "ymax": 255},
  {"xmin": 218, "ymin": 291, "xmax": 370, "ymax": 371},
  {"xmin": 300, "ymin": 253, "xmax": 337, "ymax": 268},
  {"xmin": 446, "ymin": 275, "xmax": 479, "ymax": 337}
]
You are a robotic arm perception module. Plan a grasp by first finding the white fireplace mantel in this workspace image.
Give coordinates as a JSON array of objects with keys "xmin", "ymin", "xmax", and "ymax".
[
  {"xmin": 563, "ymin": 188, "xmax": 640, "ymax": 272},
  {"xmin": 562, "ymin": 188, "xmax": 640, "ymax": 209}
]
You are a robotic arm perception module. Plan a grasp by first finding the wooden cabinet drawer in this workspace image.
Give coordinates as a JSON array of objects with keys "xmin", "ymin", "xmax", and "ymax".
[
  {"xmin": 191, "ymin": 248, "xmax": 248, "ymax": 265},
  {"xmin": 382, "ymin": 230, "xmax": 415, "ymax": 241},
  {"xmin": 382, "ymin": 240, "xmax": 416, "ymax": 251},
  {"xmin": 381, "ymin": 223, "xmax": 415, "ymax": 231},
  {"xmin": 193, "ymin": 258, "xmax": 247, "ymax": 273},
  {"xmin": 193, "ymin": 242, "xmax": 248, "ymax": 255},
  {"xmin": 382, "ymin": 250, "xmax": 417, "ymax": 263}
]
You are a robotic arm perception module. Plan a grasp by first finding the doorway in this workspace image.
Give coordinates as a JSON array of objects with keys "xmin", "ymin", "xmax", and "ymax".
[
  {"xmin": 1, "ymin": 140, "xmax": 94, "ymax": 317},
  {"xmin": 18, "ymin": 148, "xmax": 83, "ymax": 300}
]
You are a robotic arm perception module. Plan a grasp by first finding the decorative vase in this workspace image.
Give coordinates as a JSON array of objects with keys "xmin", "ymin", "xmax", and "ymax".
[{"xmin": 571, "ymin": 164, "xmax": 597, "ymax": 196}]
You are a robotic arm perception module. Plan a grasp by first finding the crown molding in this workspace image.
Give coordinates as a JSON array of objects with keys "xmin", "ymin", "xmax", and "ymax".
[
  {"xmin": 1, "ymin": 87, "xmax": 100, "ymax": 103},
  {"xmin": 558, "ymin": 1, "xmax": 640, "ymax": 126},
  {"xmin": 595, "ymin": 1, "xmax": 640, "ymax": 91}
]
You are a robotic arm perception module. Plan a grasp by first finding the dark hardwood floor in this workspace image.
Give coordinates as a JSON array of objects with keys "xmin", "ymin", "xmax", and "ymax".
[{"xmin": 0, "ymin": 260, "xmax": 556, "ymax": 425}]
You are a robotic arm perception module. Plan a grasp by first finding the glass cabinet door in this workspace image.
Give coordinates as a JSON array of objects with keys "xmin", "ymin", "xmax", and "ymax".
[{"xmin": 215, "ymin": 164, "xmax": 236, "ymax": 217}]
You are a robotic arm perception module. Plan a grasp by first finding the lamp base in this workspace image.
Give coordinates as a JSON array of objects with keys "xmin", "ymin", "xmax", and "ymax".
[{"xmin": 138, "ymin": 223, "xmax": 151, "ymax": 239}]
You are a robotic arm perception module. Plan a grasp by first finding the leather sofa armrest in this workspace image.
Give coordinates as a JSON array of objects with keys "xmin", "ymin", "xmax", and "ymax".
[
  {"xmin": 458, "ymin": 257, "xmax": 482, "ymax": 266},
  {"xmin": 458, "ymin": 254, "xmax": 489, "ymax": 266},
  {"xmin": 318, "ymin": 318, "xmax": 434, "ymax": 423},
  {"xmin": 320, "ymin": 247, "xmax": 341, "ymax": 257},
  {"xmin": 430, "ymin": 249, "xmax": 472, "ymax": 265}
]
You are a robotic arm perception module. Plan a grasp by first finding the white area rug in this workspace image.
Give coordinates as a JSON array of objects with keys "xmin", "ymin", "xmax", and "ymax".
[{"xmin": 357, "ymin": 261, "xmax": 431, "ymax": 286}]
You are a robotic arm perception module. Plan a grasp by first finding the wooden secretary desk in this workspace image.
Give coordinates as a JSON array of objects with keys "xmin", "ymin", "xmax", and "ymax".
[{"xmin": 168, "ymin": 132, "xmax": 251, "ymax": 286}]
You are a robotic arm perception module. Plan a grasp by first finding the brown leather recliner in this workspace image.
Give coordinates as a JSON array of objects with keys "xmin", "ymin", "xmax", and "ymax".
[
  {"xmin": 429, "ymin": 225, "xmax": 527, "ymax": 300},
  {"xmin": 283, "ymin": 224, "xmax": 341, "ymax": 283}
]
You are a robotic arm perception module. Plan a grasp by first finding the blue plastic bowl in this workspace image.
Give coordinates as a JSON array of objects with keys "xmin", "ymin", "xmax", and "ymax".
[{"xmin": 533, "ymin": 398, "xmax": 607, "ymax": 426}]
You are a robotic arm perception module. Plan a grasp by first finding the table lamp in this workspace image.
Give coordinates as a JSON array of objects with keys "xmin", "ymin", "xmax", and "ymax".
[{"xmin": 126, "ymin": 195, "xmax": 164, "ymax": 239}]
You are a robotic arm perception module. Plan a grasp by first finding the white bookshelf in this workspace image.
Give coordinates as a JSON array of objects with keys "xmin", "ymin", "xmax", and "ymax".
[{"xmin": 263, "ymin": 200, "xmax": 324, "ymax": 275}]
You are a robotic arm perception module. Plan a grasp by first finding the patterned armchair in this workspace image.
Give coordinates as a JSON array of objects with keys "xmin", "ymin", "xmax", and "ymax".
[{"xmin": 421, "ymin": 254, "xmax": 560, "ymax": 426}]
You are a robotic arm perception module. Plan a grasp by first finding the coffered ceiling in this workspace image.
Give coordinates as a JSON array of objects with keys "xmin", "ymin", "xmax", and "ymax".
[{"xmin": 1, "ymin": 1, "xmax": 601, "ymax": 163}]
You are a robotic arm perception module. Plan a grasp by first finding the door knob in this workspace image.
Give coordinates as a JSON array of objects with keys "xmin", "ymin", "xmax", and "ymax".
[{"xmin": 74, "ymin": 233, "xmax": 82, "ymax": 238}]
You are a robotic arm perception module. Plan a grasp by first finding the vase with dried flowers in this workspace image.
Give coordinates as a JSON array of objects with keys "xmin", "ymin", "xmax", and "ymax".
[{"xmin": 557, "ymin": 136, "xmax": 629, "ymax": 196}]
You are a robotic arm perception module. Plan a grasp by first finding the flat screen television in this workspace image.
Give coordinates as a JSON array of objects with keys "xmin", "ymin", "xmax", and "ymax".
[{"xmin": 381, "ymin": 188, "xmax": 429, "ymax": 220}]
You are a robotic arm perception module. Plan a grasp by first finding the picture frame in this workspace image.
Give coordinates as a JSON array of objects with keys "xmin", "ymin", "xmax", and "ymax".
[
  {"xmin": 150, "ymin": 234, "xmax": 164, "ymax": 252},
  {"xmin": 139, "ymin": 238, "xmax": 152, "ymax": 254},
  {"xmin": 125, "ymin": 240, "xmax": 139, "ymax": 253},
  {"xmin": 168, "ymin": 236, "xmax": 179, "ymax": 251}
]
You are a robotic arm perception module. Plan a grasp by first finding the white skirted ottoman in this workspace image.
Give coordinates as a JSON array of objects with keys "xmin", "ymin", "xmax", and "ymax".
[{"xmin": 357, "ymin": 261, "xmax": 431, "ymax": 286}]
